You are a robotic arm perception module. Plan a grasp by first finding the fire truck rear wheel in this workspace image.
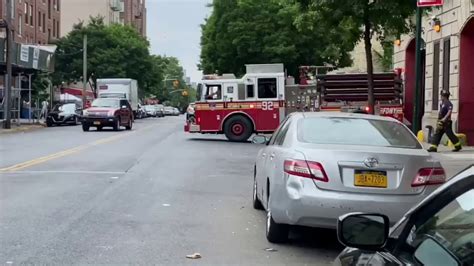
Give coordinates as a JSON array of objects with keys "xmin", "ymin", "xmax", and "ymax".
[{"xmin": 224, "ymin": 115, "xmax": 253, "ymax": 142}]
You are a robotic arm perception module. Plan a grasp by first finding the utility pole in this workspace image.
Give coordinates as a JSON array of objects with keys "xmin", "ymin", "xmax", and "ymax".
[
  {"xmin": 3, "ymin": 0, "xmax": 13, "ymax": 129},
  {"xmin": 413, "ymin": 6, "xmax": 423, "ymax": 134},
  {"xmin": 82, "ymin": 34, "xmax": 88, "ymax": 108}
]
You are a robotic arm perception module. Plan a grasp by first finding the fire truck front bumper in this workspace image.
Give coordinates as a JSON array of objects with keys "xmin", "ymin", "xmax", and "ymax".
[{"xmin": 184, "ymin": 123, "xmax": 201, "ymax": 133}]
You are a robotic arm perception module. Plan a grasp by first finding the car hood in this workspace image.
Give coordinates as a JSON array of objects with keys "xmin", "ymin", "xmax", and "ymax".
[
  {"xmin": 48, "ymin": 111, "xmax": 74, "ymax": 116},
  {"xmin": 86, "ymin": 107, "xmax": 119, "ymax": 112}
]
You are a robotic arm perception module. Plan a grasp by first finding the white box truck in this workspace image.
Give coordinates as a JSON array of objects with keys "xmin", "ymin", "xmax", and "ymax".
[{"xmin": 97, "ymin": 79, "xmax": 139, "ymax": 116}]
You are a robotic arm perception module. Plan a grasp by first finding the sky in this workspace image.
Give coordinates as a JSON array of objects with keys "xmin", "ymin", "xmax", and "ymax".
[{"xmin": 147, "ymin": 0, "xmax": 212, "ymax": 83}]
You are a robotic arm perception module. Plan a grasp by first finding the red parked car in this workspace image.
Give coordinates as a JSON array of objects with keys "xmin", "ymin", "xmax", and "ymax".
[{"xmin": 81, "ymin": 98, "xmax": 133, "ymax": 132}]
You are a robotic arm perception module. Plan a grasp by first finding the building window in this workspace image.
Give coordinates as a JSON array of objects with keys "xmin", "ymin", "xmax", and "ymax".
[
  {"xmin": 24, "ymin": 2, "xmax": 28, "ymax": 24},
  {"xmin": 432, "ymin": 41, "xmax": 440, "ymax": 110},
  {"xmin": 29, "ymin": 5, "xmax": 33, "ymax": 26},
  {"xmin": 53, "ymin": 19, "xmax": 56, "ymax": 38},
  {"xmin": 48, "ymin": 0, "xmax": 51, "ymax": 19},
  {"xmin": 56, "ymin": 20, "xmax": 60, "ymax": 37},
  {"xmin": 48, "ymin": 28, "xmax": 51, "ymax": 42},
  {"xmin": 442, "ymin": 37, "xmax": 451, "ymax": 93},
  {"xmin": 38, "ymin": 11, "xmax": 42, "ymax": 27},
  {"xmin": 43, "ymin": 13, "xmax": 46, "ymax": 32},
  {"xmin": 57, "ymin": 0, "xmax": 60, "ymax": 11},
  {"xmin": 18, "ymin": 15, "xmax": 22, "ymax": 36}
]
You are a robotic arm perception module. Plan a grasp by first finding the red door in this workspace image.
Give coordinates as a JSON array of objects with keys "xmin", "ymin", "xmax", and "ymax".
[
  {"xmin": 257, "ymin": 101, "xmax": 280, "ymax": 132},
  {"xmin": 196, "ymin": 103, "xmax": 222, "ymax": 132},
  {"xmin": 459, "ymin": 19, "xmax": 474, "ymax": 145}
]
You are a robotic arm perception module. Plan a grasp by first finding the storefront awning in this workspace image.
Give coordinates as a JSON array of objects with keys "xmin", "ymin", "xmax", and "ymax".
[{"xmin": 0, "ymin": 38, "xmax": 56, "ymax": 74}]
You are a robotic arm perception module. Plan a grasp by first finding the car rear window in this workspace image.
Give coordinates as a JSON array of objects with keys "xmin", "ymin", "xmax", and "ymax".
[{"xmin": 298, "ymin": 117, "xmax": 422, "ymax": 149}]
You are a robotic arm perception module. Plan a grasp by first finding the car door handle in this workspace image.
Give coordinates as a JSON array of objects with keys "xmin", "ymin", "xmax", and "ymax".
[
  {"xmin": 262, "ymin": 153, "xmax": 267, "ymax": 158},
  {"xmin": 270, "ymin": 153, "xmax": 275, "ymax": 160}
]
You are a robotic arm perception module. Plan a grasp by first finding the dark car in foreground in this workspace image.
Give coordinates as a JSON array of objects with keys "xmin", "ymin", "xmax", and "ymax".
[
  {"xmin": 82, "ymin": 98, "xmax": 133, "ymax": 132},
  {"xmin": 46, "ymin": 103, "xmax": 81, "ymax": 127},
  {"xmin": 335, "ymin": 165, "xmax": 474, "ymax": 266}
]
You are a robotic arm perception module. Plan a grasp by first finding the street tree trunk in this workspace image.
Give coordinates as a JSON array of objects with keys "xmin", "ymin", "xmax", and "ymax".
[{"xmin": 363, "ymin": 10, "xmax": 375, "ymax": 115}]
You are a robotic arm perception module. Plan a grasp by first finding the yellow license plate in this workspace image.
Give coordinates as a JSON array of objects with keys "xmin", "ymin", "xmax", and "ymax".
[
  {"xmin": 354, "ymin": 171, "xmax": 387, "ymax": 188},
  {"xmin": 93, "ymin": 121, "xmax": 101, "ymax": 125}
]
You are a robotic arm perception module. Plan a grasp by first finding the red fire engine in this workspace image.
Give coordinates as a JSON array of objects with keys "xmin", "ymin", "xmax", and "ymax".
[{"xmin": 185, "ymin": 64, "xmax": 405, "ymax": 142}]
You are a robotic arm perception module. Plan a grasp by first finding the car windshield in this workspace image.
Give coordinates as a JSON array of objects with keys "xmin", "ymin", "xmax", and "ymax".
[
  {"xmin": 91, "ymin": 99, "xmax": 119, "ymax": 108},
  {"xmin": 53, "ymin": 103, "xmax": 76, "ymax": 114},
  {"xmin": 298, "ymin": 117, "xmax": 422, "ymax": 149}
]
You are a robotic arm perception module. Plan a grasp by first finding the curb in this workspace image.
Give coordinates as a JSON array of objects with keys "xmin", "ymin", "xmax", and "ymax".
[{"xmin": 0, "ymin": 124, "xmax": 46, "ymax": 134}]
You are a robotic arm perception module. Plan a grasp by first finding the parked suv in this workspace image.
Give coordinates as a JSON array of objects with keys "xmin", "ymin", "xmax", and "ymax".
[{"xmin": 82, "ymin": 98, "xmax": 133, "ymax": 131}]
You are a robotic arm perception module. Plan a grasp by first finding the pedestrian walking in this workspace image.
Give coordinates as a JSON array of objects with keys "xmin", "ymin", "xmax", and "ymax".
[
  {"xmin": 40, "ymin": 100, "xmax": 48, "ymax": 120},
  {"xmin": 427, "ymin": 90, "xmax": 462, "ymax": 152}
]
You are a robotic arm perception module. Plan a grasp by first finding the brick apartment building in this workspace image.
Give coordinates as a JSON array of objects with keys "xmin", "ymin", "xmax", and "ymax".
[
  {"xmin": 123, "ymin": 0, "xmax": 146, "ymax": 37},
  {"xmin": 0, "ymin": 0, "xmax": 61, "ymax": 44},
  {"xmin": 61, "ymin": 0, "xmax": 146, "ymax": 38}
]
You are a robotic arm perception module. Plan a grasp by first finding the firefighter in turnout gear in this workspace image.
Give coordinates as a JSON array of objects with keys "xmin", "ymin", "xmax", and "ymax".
[{"xmin": 427, "ymin": 90, "xmax": 462, "ymax": 152}]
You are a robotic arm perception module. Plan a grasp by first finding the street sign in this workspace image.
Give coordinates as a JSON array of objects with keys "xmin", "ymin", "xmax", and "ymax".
[
  {"xmin": 20, "ymin": 45, "xmax": 29, "ymax": 62},
  {"xmin": 417, "ymin": 0, "xmax": 444, "ymax": 7}
]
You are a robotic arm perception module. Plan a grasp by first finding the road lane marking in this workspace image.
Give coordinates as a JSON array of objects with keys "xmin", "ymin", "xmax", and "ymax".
[
  {"xmin": 0, "ymin": 170, "xmax": 126, "ymax": 175},
  {"xmin": 0, "ymin": 124, "xmax": 158, "ymax": 172}
]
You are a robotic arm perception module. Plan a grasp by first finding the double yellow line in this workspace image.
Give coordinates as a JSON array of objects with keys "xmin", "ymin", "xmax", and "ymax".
[{"xmin": 0, "ymin": 130, "xmax": 139, "ymax": 173}]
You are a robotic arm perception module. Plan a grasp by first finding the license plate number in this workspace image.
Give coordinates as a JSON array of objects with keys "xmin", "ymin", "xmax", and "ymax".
[
  {"xmin": 93, "ymin": 121, "xmax": 101, "ymax": 125},
  {"xmin": 354, "ymin": 170, "xmax": 387, "ymax": 188}
]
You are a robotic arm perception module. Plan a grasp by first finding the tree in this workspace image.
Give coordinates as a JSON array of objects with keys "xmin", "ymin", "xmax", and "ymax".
[
  {"xmin": 299, "ymin": 0, "xmax": 417, "ymax": 113},
  {"xmin": 153, "ymin": 56, "xmax": 195, "ymax": 109},
  {"xmin": 53, "ymin": 17, "xmax": 154, "ymax": 95},
  {"xmin": 199, "ymin": 0, "xmax": 358, "ymax": 78}
]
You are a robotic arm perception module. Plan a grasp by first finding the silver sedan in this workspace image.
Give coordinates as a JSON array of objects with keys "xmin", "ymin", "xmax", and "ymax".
[{"xmin": 252, "ymin": 112, "xmax": 446, "ymax": 243}]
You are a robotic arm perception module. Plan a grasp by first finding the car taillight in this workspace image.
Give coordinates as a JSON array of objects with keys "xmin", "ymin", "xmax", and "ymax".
[
  {"xmin": 284, "ymin": 159, "xmax": 329, "ymax": 182},
  {"xmin": 412, "ymin": 167, "xmax": 446, "ymax": 187}
]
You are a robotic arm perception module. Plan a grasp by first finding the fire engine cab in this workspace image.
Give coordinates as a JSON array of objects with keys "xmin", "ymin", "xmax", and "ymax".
[
  {"xmin": 185, "ymin": 64, "xmax": 286, "ymax": 141},
  {"xmin": 185, "ymin": 64, "xmax": 405, "ymax": 142}
]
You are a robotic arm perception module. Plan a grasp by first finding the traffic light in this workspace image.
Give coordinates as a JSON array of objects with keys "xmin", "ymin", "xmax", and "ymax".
[
  {"xmin": 182, "ymin": 90, "xmax": 189, "ymax": 97},
  {"xmin": 173, "ymin": 80, "xmax": 180, "ymax": 88}
]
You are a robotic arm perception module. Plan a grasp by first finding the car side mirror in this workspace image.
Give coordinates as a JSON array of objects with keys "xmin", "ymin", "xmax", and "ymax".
[
  {"xmin": 252, "ymin": 135, "xmax": 269, "ymax": 145},
  {"xmin": 337, "ymin": 213, "xmax": 389, "ymax": 251},
  {"xmin": 414, "ymin": 237, "xmax": 460, "ymax": 266}
]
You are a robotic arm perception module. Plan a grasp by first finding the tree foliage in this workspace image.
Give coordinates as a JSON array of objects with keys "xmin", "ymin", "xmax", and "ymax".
[
  {"xmin": 53, "ymin": 17, "xmax": 153, "ymax": 94},
  {"xmin": 296, "ymin": 0, "xmax": 417, "ymax": 112},
  {"xmin": 53, "ymin": 16, "xmax": 193, "ymax": 106},
  {"xmin": 199, "ymin": 0, "xmax": 359, "ymax": 77},
  {"xmin": 149, "ymin": 55, "xmax": 195, "ymax": 109}
]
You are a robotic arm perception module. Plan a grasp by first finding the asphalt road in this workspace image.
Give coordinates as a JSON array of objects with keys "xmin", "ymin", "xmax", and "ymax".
[{"xmin": 0, "ymin": 116, "xmax": 343, "ymax": 265}]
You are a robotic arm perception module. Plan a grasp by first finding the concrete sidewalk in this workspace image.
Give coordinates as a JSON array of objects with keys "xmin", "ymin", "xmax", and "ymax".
[
  {"xmin": 423, "ymin": 143, "xmax": 474, "ymax": 178},
  {"xmin": 0, "ymin": 119, "xmax": 45, "ymax": 134}
]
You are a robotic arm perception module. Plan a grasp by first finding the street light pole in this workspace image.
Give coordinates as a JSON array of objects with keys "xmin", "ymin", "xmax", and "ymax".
[
  {"xmin": 413, "ymin": 6, "xmax": 423, "ymax": 134},
  {"xmin": 3, "ymin": 0, "xmax": 13, "ymax": 129},
  {"xmin": 82, "ymin": 34, "xmax": 88, "ymax": 108}
]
